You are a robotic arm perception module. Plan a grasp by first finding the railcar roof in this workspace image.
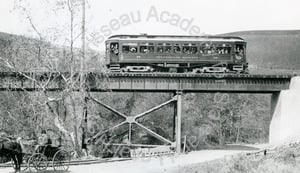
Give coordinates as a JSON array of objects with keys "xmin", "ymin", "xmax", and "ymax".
[{"xmin": 107, "ymin": 35, "xmax": 245, "ymax": 42}]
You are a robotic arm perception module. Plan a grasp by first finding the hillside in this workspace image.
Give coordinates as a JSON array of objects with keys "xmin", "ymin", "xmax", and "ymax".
[
  {"xmin": 222, "ymin": 30, "xmax": 300, "ymax": 74},
  {"xmin": 0, "ymin": 32, "xmax": 103, "ymax": 72}
]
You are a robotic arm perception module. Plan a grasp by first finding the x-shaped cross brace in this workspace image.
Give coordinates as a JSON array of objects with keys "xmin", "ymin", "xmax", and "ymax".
[{"xmin": 87, "ymin": 95, "xmax": 178, "ymax": 146}]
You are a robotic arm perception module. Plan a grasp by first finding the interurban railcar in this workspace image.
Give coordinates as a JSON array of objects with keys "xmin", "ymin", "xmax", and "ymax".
[{"xmin": 105, "ymin": 34, "xmax": 248, "ymax": 73}]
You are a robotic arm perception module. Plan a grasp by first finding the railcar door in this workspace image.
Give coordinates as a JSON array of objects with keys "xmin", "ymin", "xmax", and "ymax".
[
  {"xmin": 234, "ymin": 43, "xmax": 246, "ymax": 63},
  {"xmin": 108, "ymin": 42, "xmax": 119, "ymax": 63}
]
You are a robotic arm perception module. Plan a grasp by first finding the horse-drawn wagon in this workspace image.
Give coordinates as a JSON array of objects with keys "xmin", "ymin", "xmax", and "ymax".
[
  {"xmin": 1, "ymin": 133, "xmax": 72, "ymax": 172},
  {"xmin": 21, "ymin": 142, "xmax": 72, "ymax": 172}
]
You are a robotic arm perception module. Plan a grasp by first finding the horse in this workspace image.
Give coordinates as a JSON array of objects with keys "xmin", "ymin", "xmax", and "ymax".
[{"xmin": 0, "ymin": 138, "xmax": 23, "ymax": 173}]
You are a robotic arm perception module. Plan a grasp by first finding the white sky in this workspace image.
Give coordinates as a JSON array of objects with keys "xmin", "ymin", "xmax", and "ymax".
[{"xmin": 0, "ymin": 0, "xmax": 300, "ymax": 50}]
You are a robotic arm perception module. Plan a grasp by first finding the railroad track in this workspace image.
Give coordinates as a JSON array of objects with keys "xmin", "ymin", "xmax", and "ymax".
[
  {"xmin": 0, "ymin": 157, "xmax": 131, "ymax": 168},
  {"xmin": 105, "ymin": 72, "xmax": 294, "ymax": 79},
  {"xmin": 0, "ymin": 71, "xmax": 295, "ymax": 79}
]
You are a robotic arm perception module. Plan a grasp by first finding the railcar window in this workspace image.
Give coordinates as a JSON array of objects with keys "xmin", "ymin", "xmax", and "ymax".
[
  {"xmin": 182, "ymin": 43, "xmax": 198, "ymax": 54},
  {"xmin": 157, "ymin": 43, "xmax": 163, "ymax": 53},
  {"xmin": 140, "ymin": 45, "xmax": 147, "ymax": 53},
  {"xmin": 200, "ymin": 43, "xmax": 216, "ymax": 55},
  {"xmin": 140, "ymin": 43, "xmax": 155, "ymax": 53},
  {"xmin": 122, "ymin": 43, "xmax": 138, "ymax": 53},
  {"xmin": 173, "ymin": 44, "xmax": 181, "ymax": 53},
  {"xmin": 191, "ymin": 45, "xmax": 198, "ymax": 54},
  {"xmin": 157, "ymin": 43, "xmax": 172, "ymax": 53},
  {"xmin": 164, "ymin": 43, "xmax": 172, "ymax": 53},
  {"xmin": 148, "ymin": 44, "xmax": 155, "ymax": 53},
  {"xmin": 217, "ymin": 44, "xmax": 231, "ymax": 54},
  {"xmin": 122, "ymin": 46, "xmax": 129, "ymax": 53}
]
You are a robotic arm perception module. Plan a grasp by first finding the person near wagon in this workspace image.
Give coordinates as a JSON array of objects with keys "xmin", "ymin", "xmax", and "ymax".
[{"xmin": 35, "ymin": 130, "xmax": 51, "ymax": 153}]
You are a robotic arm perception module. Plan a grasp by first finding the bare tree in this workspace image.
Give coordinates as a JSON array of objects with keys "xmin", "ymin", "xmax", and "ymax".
[{"xmin": 0, "ymin": 0, "xmax": 106, "ymax": 156}]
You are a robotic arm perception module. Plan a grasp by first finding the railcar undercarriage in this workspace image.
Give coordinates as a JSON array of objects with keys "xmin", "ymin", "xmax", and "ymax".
[{"xmin": 108, "ymin": 63, "xmax": 248, "ymax": 74}]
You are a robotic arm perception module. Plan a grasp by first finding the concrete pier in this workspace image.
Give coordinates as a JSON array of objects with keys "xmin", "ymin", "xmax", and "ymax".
[{"xmin": 269, "ymin": 76, "xmax": 300, "ymax": 145}]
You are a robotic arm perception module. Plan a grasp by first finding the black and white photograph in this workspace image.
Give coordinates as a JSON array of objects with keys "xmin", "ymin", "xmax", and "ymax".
[{"xmin": 0, "ymin": 0, "xmax": 300, "ymax": 172}]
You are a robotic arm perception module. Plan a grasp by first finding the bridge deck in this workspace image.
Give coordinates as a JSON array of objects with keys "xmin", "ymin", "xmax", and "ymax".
[{"xmin": 0, "ymin": 72, "xmax": 294, "ymax": 93}]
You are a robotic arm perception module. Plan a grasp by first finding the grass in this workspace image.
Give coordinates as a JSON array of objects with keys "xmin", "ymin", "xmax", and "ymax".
[{"xmin": 173, "ymin": 143, "xmax": 300, "ymax": 173}]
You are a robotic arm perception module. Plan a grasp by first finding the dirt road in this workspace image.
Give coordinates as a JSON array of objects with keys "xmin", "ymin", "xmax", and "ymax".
[{"xmin": 1, "ymin": 146, "xmax": 262, "ymax": 173}]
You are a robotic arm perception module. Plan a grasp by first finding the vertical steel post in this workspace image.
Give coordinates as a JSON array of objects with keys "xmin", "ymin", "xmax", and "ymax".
[
  {"xmin": 176, "ymin": 91, "xmax": 182, "ymax": 153},
  {"xmin": 84, "ymin": 96, "xmax": 88, "ymax": 125},
  {"xmin": 82, "ymin": 96, "xmax": 88, "ymax": 149},
  {"xmin": 173, "ymin": 95, "xmax": 177, "ymax": 142},
  {"xmin": 128, "ymin": 123, "xmax": 132, "ymax": 144}
]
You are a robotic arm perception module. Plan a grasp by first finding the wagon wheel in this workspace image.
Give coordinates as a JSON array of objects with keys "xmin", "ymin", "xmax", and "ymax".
[
  {"xmin": 52, "ymin": 149, "xmax": 71, "ymax": 171},
  {"xmin": 27, "ymin": 153, "xmax": 48, "ymax": 172}
]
